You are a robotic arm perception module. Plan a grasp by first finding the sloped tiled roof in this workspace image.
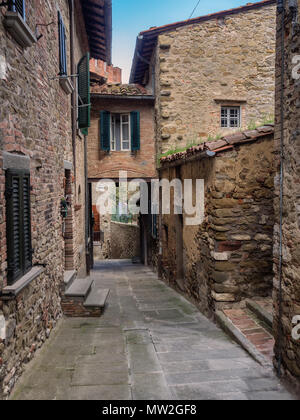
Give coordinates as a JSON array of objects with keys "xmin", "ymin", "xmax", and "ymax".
[
  {"xmin": 91, "ymin": 83, "xmax": 151, "ymax": 96},
  {"xmin": 130, "ymin": 0, "xmax": 276, "ymax": 84},
  {"xmin": 160, "ymin": 125, "xmax": 274, "ymax": 166}
]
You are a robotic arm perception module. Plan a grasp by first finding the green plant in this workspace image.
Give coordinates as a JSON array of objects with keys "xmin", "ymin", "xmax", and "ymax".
[
  {"xmin": 262, "ymin": 114, "xmax": 274, "ymax": 125},
  {"xmin": 247, "ymin": 120, "xmax": 257, "ymax": 131}
]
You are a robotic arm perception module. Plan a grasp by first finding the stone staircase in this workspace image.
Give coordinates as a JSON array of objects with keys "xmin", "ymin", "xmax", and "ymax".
[{"xmin": 61, "ymin": 271, "xmax": 110, "ymax": 317}]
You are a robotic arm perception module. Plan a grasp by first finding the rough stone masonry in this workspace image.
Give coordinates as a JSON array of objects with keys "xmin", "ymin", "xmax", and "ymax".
[
  {"xmin": 0, "ymin": 0, "xmax": 91, "ymax": 398},
  {"xmin": 273, "ymin": 0, "xmax": 300, "ymax": 386},
  {"xmin": 152, "ymin": 1, "xmax": 276, "ymax": 154},
  {"xmin": 157, "ymin": 127, "xmax": 275, "ymax": 318}
]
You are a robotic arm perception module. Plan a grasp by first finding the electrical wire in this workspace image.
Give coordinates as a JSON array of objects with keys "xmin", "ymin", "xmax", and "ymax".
[{"xmin": 188, "ymin": 0, "xmax": 201, "ymax": 19}]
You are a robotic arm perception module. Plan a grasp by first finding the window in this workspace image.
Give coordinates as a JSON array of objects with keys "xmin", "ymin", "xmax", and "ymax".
[
  {"xmin": 58, "ymin": 11, "xmax": 67, "ymax": 76},
  {"xmin": 221, "ymin": 106, "xmax": 241, "ymax": 128},
  {"xmin": 5, "ymin": 169, "xmax": 32, "ymax": 284},
  {"xmin": 100, "ymin": 111, "xmax": 140, "ymax": 153},
  {"xmin": 9, "ymin": 0, "xmax": 26, "ymax": 21},
  {"xmin": 110, "ymin": 113, "xmax": 130, "ymax": 151}
]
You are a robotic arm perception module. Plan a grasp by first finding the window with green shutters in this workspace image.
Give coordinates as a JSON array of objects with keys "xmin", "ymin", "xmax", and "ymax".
[
  {"xmin": 5, "ymin": 169, "xmax": 32, "ymax": 285},
  {"xmin": 78, "ymin": 53, "xmax": 90, "ymax": 130},
  {"xmin": 58, "ymin": 11, "xmax": 67, "ymax": 76},
  {"xmin": 100, "ymin": 111, "xmax": 141, "ymax": 153},
  {"xmin": 8, "ymin": 0, "xmax": 26, "ymax": 21}
]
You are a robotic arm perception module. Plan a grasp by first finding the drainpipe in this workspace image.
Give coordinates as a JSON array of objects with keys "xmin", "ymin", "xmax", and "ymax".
[
  {"xmin": 68, "ymin": 0, "xmax": 76, "ymax": 181},
  {"xmin": 84, "ymin": 134, "xmax": 90, "ymax": 275},
  {"xmin": 277, "ymin": 0, "xmax": 285, "ymax": 378}
]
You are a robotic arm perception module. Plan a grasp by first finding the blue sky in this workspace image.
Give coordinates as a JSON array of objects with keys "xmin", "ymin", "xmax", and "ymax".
[{"xmin": 112, "ymin": 0, "xmax": 264, "ymax": 82}]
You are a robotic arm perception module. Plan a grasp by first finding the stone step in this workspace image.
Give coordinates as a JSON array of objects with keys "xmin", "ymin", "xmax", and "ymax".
[
  {"xmin": 84, "ymin": 288, "xmax": 110, "ymax": 308},
  {"xmin": 65, "ymin": 277, "xmax": 93, "ymax": 299},
  {"xmin": 64, "ymin": 270, "xmax": 77, "ymax": 288},
  {"xmin": 246, "ymin": 299, "xmax": 273, "ymax": 331}
]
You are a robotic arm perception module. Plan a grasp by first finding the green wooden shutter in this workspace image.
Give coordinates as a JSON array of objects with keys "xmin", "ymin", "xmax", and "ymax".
[
  {"xmin": 100, "ymin": 111, "xmax": 111, "ymax": 152},
  {"xmin": 6, "ymin": 170, "xmax": 22, "ymax": 284},
  {"xmin": 131, "ymin": 111, "xmax": 140, "ymax": 152},
  {"xmin": 22, "ymin": 172, "xmax": 32, "ymax": 272},
  {"xmin": 58, "ymin": 11, "xmax": 67, "ymax": 76},
  {"xmin": 5, "ymin": 170, "xmax": 32, "ymax": 284},
  {"xmin": 78, "ymin": 53, "xmax": 90, "ymax": 129}
]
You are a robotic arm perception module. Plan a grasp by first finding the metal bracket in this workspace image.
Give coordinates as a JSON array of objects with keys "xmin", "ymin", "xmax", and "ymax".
[
  {"xmin": 49, "ymin": 74, "xmax": 78, "ymax": 81},
  {"xmin": 78, "ymin": 103, "xmax": 91, "ymax": 108}
]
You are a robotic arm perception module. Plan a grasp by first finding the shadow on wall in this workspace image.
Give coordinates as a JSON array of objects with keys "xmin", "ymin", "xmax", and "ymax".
[{"xmin": 94, "ymin": 216, "xmax": 140, "ymax": 260}]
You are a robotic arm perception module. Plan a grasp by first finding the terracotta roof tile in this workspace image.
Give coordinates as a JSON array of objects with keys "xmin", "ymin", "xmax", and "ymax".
[
  {"xmin": 205, "ymin": 139, "xmax": 228, "ymax": 151},
  {"xmin": 160, "ymin": 125, "xmax": 274, "ymax": 166},
  {"xmin": 91, "ymin": 83, "xmax": 151, "ymax": 96},
  {"xmin": 224, "ymin": 132, "xmax": 247, "ymax": 145}
]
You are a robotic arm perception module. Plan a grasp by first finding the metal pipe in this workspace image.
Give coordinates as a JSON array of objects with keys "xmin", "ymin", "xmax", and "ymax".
[
  {"xmin": 68, "ymin": 0, "xmax": 76, "ymax": 181},
  {"xmin": 277, "ymin": 0, "xmax": 286, "ymax": 378}
]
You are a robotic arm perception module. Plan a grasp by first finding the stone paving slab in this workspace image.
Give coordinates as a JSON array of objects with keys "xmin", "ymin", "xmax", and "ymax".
[
  {"xmin": 131, "ymin": 373, "xmax": 173, "ymax": 401},
  {"xmin": 11, "ymin": 261, "xmax": 297, "ymax": 401}
]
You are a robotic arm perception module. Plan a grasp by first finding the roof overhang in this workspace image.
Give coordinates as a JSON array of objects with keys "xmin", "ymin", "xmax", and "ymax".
[
  {"xmin": 130, "ymin": 0, "xmax": 276, "ymax": 84},
  {"xmin": 91, "ymin": 93, "xmax": 155, "ymax": 101},
  {"xmin": 80, "ymin": 0, "xmax": 112, "ymax": 64}
]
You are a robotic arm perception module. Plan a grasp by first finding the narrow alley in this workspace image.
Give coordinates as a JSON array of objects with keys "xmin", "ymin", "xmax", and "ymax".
[{"xmin": 11, "ymin": 261, "xmax": 295, "ymax": 401}]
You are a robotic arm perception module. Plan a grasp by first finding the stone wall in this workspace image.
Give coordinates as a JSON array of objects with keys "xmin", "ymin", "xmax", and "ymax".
[
  {"xmin": 0, "ymin": 0, "xmax": 88, "ymax": 397},
  {"xmin": 273, "ymin": 1, "xmax": 300, "ymax": 384},
  {"xmin": 154, "ymin": 3, "xmax": 276, "ymax": 154},
  {"xmin": 158, "ymin": 132, "xmax": 275, "ymax": 318},
  {"xmin": 110, "ymin": 222, "xmax": 140, "ymax": 260}
]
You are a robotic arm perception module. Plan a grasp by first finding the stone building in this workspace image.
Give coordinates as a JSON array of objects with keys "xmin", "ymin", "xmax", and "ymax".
[
  {"xmin": 158, "ymin": 126, "xmax": 275, "ymax": 317},
  {"xmin": 130, "ymin": 0, "xmax": 276, "ymax": 155},
  {"xmin": 0, "ymin": 0, "xmax": 111, "ymax": 397},
  {"xmin": 87, "ymin": 83, "xmax": 157, "ymax": 263},
  {"xmin": 273, "ymin": 0, "xmax": 300, "ymax": 385}
]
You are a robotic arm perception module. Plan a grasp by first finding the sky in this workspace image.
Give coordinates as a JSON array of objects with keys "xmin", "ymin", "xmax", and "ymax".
[{"xmin": 112, "ymin": 0, "xmax": 264, "ymax": 83}]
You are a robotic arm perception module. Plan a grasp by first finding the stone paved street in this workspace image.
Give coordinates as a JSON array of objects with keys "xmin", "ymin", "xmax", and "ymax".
[{"xmin": 11, "ymin": 261, "xmax": 296, "ymax": 400}]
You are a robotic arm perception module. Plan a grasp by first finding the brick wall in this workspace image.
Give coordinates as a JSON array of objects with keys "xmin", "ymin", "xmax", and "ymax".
[
  {"xmin": 0, "ymin": 0, "xmax": 88, "ymax": 397},
  {"xmin": 273, "ymin": 1, "xmax": 300, "ymax": 384},
  {"xmin": 153, "ymin": 3, "xmax": 276, "ymax": 154},
  {"xmin": 90, "ymin": 59, "xmax": 122, "ymax": 84},
  {"xmin": 88, "ymin": 98, "xmax": 157, "ymax": 180},
  {"xmin": 158, "ymin": 134, "xmax": 275, "ymax": 318}
]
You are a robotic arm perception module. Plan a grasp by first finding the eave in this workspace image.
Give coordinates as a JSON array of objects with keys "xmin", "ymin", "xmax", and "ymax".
[{"xmin": 81, "ymin": 0, "xmax": 112, "ymax": 64}]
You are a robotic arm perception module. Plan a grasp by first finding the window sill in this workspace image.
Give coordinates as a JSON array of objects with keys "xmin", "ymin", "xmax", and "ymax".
[
  {"xmin": 1, "ymin": 266, "xmax": 44, "ymax": 297},
  {"xmin": 60, "ymin": 76, "xmax": 74, "ymax": 95},
  {"xmin": 4, "ymin": 11, "xmax": 37, "ymax": 48}
]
